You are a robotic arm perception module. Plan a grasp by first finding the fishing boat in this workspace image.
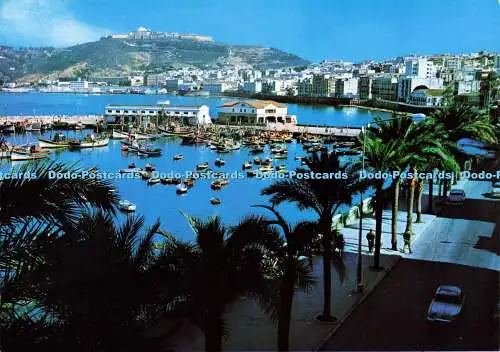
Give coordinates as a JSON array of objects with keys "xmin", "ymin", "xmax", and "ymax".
[
  {"xmin": 144, "ymin": 163, "xmax": 156, "ymax": 172},
  {"xmin": 1, "ymin": 123, "xmax": 15, "ymax": 134},
  {"xmin": 219, "ymin": 178, "xmax": 229, "ymax": 186},
  {"xmin": 247, "ymin": 170, "xmax": 257, "ymax": 177},
  {"xmin": 176, "ymin": 183, "xmax": 188, "ymax": 194},
  {"xmin": 39, "ymin": 133, "xmax": 72, "ymax": 148},
  {"xmin": 137, "ymin": 146, "xmax": 162, "ymax": 157},
  {"xmin": 41, "ymin": 123, "xmax": 53, "ymax": 131},
  {"xmin": 211, "ymin": 180, "xmax": 222, "ymax": 190},
  {"xmin": 68, "ymin": 134, "xmax": 109, "ymax": 149},
  {"xmin": 253, "ymin": 157, "xmax": 262, "ymax": 165},
  {"xmin": 138, "ymin": 170, "xmax": 152, "ymax": 180},
  {"xmin": 172, "ymin": 178, "xmax": 182, "ymax": 185},
  {"xmin": 196, "ymin": 161, "xmax": 209, "ymax": 170},
  {"xmin": 112, "ymin": 130, "xmax": 131, "ymax": 139},
  {"xmin": 250, "ymin": 145, "xmax": 265, "ymax": 154},
  {"xmin": 210, "ymin": 197, "xmax": 221, "ymax": 205},
  {"xmin": 259, "ymin": 165, "xmax": 274, "ymax": 173},
  {"xmin": 173, "ymin": 154, "xmax": 184, "ymax": 160},
  {"xmin": 10, "ymin": 145, "xmax": 50, "ymax": 161},
  {"xmin": 242, "ymin": 161, "xmax": 252, "ymax": 169},
  {"xmin": 214, "ymin": 158, "xmax": 225, "ymax": 166},
  {"xmin": 147, "ymin": 178, "xmax": 161, "ymax": 185},
  {"xmin": 31, "ymin": 122, "xmax": 42, "ymax": 131},
  {"xmin": 160, "ymin": 177, "xmax": 173, "ymax": 185},
  {"xmin": 118, "ymin": 200, "xmax": 136, "ymax": 212},
  {"xmin": 70, "ymin": 121, "xmax": 84, "ymax": 130},
  {"xmin": 185, "ymin": 178, "xmax": 195, "ymax": 187}
]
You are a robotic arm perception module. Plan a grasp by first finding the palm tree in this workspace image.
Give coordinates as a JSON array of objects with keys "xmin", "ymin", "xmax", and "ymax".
[
  {"xmin": 355, "ymin": 135, "xmax": 401, "ymax": 268},
  {"xmin": 157, "ymin": 215, "xmax": 270, "ymax": 352},
  {"xmin": 238, "ymin": 207, "xmax": 317, "ymax": 351},
  {"xmin": 2, "ymin": 212, "xmax": 163, "ymax": 351},
  {"xmin": 261, "ymin": 151, "xmax": 357, "ymax": 322}
]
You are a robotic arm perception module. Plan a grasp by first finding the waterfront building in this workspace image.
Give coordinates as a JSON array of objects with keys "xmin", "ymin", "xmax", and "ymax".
[
  {"xmin": 397, "ymin": 76, "xmax": 443, "ymax": 102},
  {"xmin": 312, "ymin": 74, "xmax": 335, "ymax": 97},
  {"xmin": 358, "ymin": 76, "xmax": 373, "ymax": 100},
  {"xmin": 217, "ymin": 100, "xmax": 297, "ymax": 126},
  {"xmin": 371, "ymin": 76, "xmax": 398, "ymax": 101},
  {"xmin": 297, "ymin": 78, "xmax": 313, "ymax": 96},
  {"xmin": 128, "ymin": 76, "xmax": 143, "ymax": 87},
  {"xmin": 334, "ymin": 77, "xmax": 358, "ymax": 98},
  {"xmin": 145, "ymin": 74, "xmax": 168, "ymax": 86},
  {"xmin": 104, "ymin": 104, "xmax": 211, "ymax": 125},
  {"xmin": 242, "ymin": 81, "xmax": 262, "ymax": 93},
  {"xmin": 408, "ymin": 89, "xmax": 444, "ymax": 107},
  {"xmin": 202, "ymin": 82, "xmax": 228, "ymax": 95}
]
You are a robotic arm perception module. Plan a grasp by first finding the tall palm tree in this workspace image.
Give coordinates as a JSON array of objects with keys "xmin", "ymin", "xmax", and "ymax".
[
  {"xmin": 238, "ymin": 206, "xmax": 317, "ymax": 351},
  {"xmin": 261, "ymin": 151, "xmax": 357, "ymax": 322},
  {"xmin": 157, "ymin": 215, "xmax": 270, "ymax": 352},
  {"xmin": 355, "ymin": 135, "xmax": 401, "ymax": 268}
]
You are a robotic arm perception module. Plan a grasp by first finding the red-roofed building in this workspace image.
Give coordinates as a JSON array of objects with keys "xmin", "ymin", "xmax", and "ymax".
[{"xmin": 217, "ymin": 100, "xmax": 297, "ymax": 126}]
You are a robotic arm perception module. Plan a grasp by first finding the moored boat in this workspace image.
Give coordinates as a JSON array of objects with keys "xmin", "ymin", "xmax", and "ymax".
[
  {"xmin": 210, "ymin": 197, "xmax": 221, "ymax": 205},
  {"xmin": 10, "ymin": 145, "xmax": 50, "ymax": 161},
  {"xmin": 242, "ymin": 161, "xmax": 252, "ymax": 169},
  {"xmin": 176, "ymin": 183, "xmax": 188, "ymax": 194},
  {"xmin": 119, "ymin": 200, "xmax": 136, "ymax": 212},
  {"xmin": 68, "ymin": 134, "xmax": 109, "ymax": 149},
  {"xmin": 196, "ymin": 161, "xmax": 209, "ymax": 170},
  {"xmin": 39, "ymin": 133, "xmax": 72, "ymax": 148},
  {"xmin": 211, "ymin": 180, "xmax": 222, "ymax": 190},
  {"xmin": 147, "ymin": 178, "xmax": 161, "ymax": 185},
  {"xmin": 214, "ymin": 158, "xmax": 225, "ymax": 166},
  {"xmin": 173, "ymin": 154, "xmax": 184, "ymax": 160}
]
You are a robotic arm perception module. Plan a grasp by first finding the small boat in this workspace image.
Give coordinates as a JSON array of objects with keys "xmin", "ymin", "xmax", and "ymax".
[
  {"xmin": 119, "ymin": 167, "xmax": 142, "ymax": 174},
  {"xmin": 68, "ymin": 135, "xmax": 109, "ymax": 149},
  {"xmin": 39, "ymin": 133, "xmax": 71, "ymax": 148},
  {"xmin": 215, "ymin": 158, "xmax": 225, "ymax": 166},
  {"xmin": 112, "ymin": 130, "xmax": 131, "ymax": 139},
  {"xmin": 176, "ymin": 183, "xmax": 188, "ymax": 194},
  {"xmin": 128, "ymin": 163, "xmax": 136, "ymax": 168},
  {"xmin": 253, "ymin": 157, "xmax": 262, "ymax": 165},
  {"xmin": 172, "ymin": 178, "xmax": 182, "ymax": 185},
  {"xmin": 242, "ymin": 161, "xmax": 252, "ymax": 169},
  {"xmin": 264, "ymin": 157, "xmax": 272, "ymax": 165},
  {"xmin": 173, "ymin": 154, "xmax": 184, "ymax": 160},
  {"xmin": 138, "ymin": 147, "xmax": 162, "ymax": 157},
  {"xmin": 197, "ymin": 161, "xmax": 209, "ymax": 170},
  {"xmin": 144, "ymin": 163, "xmax": 156, "ymax": 172},
  {"xmin": 1, "ymin": 123, "xmax": 15, "ymax": 134},
  {"xmin": 219, "ymin": 178, "xmax": 229, "ymax": 186},
  {"xmin": 247, "ymin": 170, "xmax": 257, "ymax": 177},
  {"xmin": 274, "ymin": 154, "xmax": 287, "ymax": 159},
  {"xmin": 160, "ymin": 177, "xmax": 173, "ymax": 185},
  {"xmin": 250, "ymin": 146, "xmax": 265, "ymax": 154},
  {"xmin": 210, "ymin": 197, "xmax": 221, "ymax": 205},
  {"xmin": 147, "ymin": 178, "xmax": 161, "ymax": 185},
  {"xmin": 119, "ymin": 200, "xmax": 136, "ymax": 212},
  {"xmin": 211, "ymin": 180, "xmax": 222, "ymax": 190},
  {"xmin": 138, "ymin": 170, "xmax": 152, "ymax": 180},
  {"xmin": 10, "ymin": 145, "xmax": 50, "ymax": 161},
  {"xmin": 31, "ymin": 122, "xmax": 42, "ymax": 131},
  {"xmin": 259, "ymin": 166, "xmax": 274, "ymax": 172},
  {"xmin": 185, "ymin": 178, "xmax": 195, "ymax": 187}
]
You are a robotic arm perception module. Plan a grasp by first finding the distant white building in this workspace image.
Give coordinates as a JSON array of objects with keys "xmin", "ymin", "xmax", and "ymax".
[
  {"xmin": 217, "ymin": 100, "xmax": 297, "ymax": 126},
  {"xmin": 104, "ymin": 104, "xmax": 211, "ymax": 125},
  {"xmin": 129, "ymin": 76, "xmax": 144, "ymax": 86},
  {"xmin": 405, "ymin": 58, "xmax": 437, "ymax": 79},
  {"xmin": 397, "ymin": 76, "xmax": 443, "ymax": 102},
  {"xmin": 202, "ymin": 82, "xmax": 228, "ymax": 95},
  {"xmin": 242, "ymin": 81, "xmax": 262, "ymax": 93}
]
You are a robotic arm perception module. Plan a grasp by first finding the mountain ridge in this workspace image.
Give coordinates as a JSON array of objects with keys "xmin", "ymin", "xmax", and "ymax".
[{"xmin": 0, "ymin": 37, "xmax": 310, "ymax": 83}]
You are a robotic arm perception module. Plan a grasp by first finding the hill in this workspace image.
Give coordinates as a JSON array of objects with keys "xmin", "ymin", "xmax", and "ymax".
[{"xmin": 0, "ymin": 37, "xmax": 310, "ymax": 82}]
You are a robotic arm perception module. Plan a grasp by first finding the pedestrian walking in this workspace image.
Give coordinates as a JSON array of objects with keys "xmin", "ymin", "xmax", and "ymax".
[
  {"xmin": 402, "ymin": 231, "xmax": 413, "ymax": 254},
  {"xmin": 366, "ymin": 229, "xmax": 375, "ymax": 253},
  {"xmin": 336, "ymin": 233, "xmax": 345, "ymax": 256}
]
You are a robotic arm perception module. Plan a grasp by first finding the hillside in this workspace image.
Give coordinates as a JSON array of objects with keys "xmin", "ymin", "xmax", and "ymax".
[{"xmin": 0, "ymin": 38, "xmax": 309, "ymax": 82}]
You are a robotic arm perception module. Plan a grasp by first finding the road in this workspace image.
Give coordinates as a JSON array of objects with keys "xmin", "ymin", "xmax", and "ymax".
[{"xmin": 320, "ymin": 180, "xmax": 500, "ymax": 351}]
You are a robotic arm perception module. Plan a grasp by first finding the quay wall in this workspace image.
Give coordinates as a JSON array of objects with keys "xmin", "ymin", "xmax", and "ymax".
[
  {"xmin": 2, "ymin": 115, "xmax": 103, "ymax": 125},
  {"xmin": 222, "ymin": 92, "xmax": 352, "ymax": 106}
]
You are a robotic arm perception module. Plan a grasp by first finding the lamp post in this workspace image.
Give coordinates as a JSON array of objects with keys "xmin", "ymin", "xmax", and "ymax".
[{"xmin": 356, "ymin": 123, "xmax": 370, "ymax": 293}]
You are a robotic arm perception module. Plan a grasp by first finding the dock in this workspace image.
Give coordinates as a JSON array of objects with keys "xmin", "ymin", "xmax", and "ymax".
[{"xmin": 1, "ymin": 115, "xmax": 360, "ymax": 138}]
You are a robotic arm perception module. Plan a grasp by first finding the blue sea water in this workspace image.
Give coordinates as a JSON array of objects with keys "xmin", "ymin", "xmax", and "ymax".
[{"xmin": 0, "ymin": 93, "xmax": 390, "ymax": 240}]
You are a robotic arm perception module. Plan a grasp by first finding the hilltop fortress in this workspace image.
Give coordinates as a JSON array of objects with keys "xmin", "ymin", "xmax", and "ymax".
[{"xmin": 111, "ymin": 26, "xmax": 214, "ymax": 43}]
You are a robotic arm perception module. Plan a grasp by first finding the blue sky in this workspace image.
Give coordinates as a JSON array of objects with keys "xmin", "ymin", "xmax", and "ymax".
[{"xmin": 0, "ymin": 0, "xmax": 498, "ymax": 62}]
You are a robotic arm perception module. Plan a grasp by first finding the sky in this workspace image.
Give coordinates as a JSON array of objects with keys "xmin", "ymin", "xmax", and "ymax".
[{"xmin": 0, "ymin": 0, "xmax": 498, "ymax": 62}]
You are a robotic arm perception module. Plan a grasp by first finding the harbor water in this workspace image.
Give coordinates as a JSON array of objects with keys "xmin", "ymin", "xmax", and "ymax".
[{"xmin": 0, "ymin": 93, "xmax": 391, "ymax": 239}]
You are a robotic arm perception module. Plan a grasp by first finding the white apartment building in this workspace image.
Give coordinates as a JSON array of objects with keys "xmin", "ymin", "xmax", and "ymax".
[
  {"xmin": 217, "ymin": 100, "xmax": 297, "ymax": 126},
  {"xmin": 104, "ymin": 104, "xmax": 211, "ymax": 125},
  {"xmin": 242, "ymin": 81, "xmax": 262, "ymax": 93},
  {"xmin": 202, "ymin": 82, "xmax": 228, "ymax": 95},
  {"xmin": 335, "ymin": 77, "xmax": 359, "ymax": 98},
  {"xmin": 405, "ymin": 58, "xmax": 437, "ymax": 79},
  {"xmin": 129, "ymin": 76, "xmax": 144, "ymax": 86}
]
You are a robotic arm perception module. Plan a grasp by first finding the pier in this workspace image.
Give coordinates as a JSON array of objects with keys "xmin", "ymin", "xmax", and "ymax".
[{"xmin": 1, "ymin": 115, "xmax": 103, "ymax": 126}]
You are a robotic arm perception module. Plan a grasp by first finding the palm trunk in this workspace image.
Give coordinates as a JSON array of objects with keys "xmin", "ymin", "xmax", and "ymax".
[
  {"xmin": 205, "ymin": 310, "xmax": 223, "ymax": 352},
  {"xmin": 428, "ymin": 177, "xmax": 434, "ymax": 213},
  {"xmin": 318, "ymin": 217, "xmax": 334, "ymax": 321},
  {"xmin": 277, "ymin": 264, "xmax": 296, "ymax": 351},
  {"xmin": 373, "ymin": 182, "xmax": 384, "ymax": 269},
  {"xmin": 404, "ymin": 178, "xmax": 415, "ymax": 236},
  {"xmin": 443, "ymin": 180, "xmax": 449, "ymax": 198},
  {"xmin": 416, "ymin": 180, "xmax": 424, "ymax": 223},
  {"xmin": 391, "ymin": 179, "xmax": 400, "ymax": 250}
]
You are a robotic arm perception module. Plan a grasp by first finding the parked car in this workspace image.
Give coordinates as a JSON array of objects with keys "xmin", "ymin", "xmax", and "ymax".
[
  {"xmin": 427, "ymin": 285, "xmax": 465, "ymax": 323},
  {"xmin": 491, "ymin": 181, "xmax": 500, "ymax": 198},
  {"xmin": 446, "ymin": 189, "xmax": 466, "ymax": 205}
]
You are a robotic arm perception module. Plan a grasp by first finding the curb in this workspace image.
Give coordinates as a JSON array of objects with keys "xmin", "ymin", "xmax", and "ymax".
[{"xmin": 313, "ymin": 255, "xmax": 402, "ymax": 352}]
